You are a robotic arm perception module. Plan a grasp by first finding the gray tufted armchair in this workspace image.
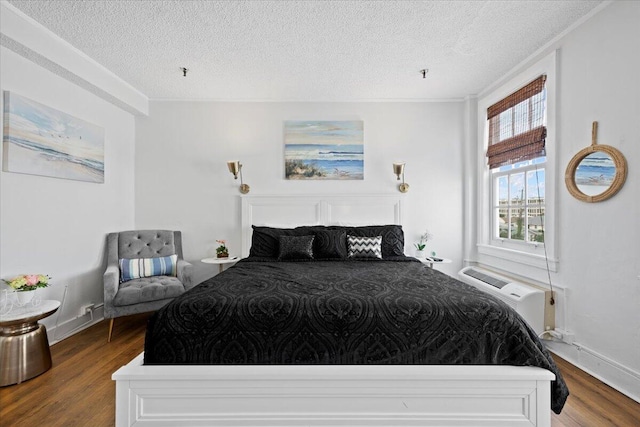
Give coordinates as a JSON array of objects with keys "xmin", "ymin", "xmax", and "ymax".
[{"xmin": 104, "ymin": 230, "xmax": 194, "ymax": 342}]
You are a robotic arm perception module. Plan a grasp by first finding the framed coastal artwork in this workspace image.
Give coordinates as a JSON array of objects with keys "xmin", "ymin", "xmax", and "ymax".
[
  {"xmin": 2, "ymin": 91, "xmax": 105, "ymax": 183},
  {"xmin": 574, "ymin": 152, "xmax": 616, "ymax": 195},
  {"xmin": 565, "ymin": 121, "xmax": 627, "ymax": 203},
  {"xmin": 284, "ymin": 120, "xmax": 363, "ymax": 180}
]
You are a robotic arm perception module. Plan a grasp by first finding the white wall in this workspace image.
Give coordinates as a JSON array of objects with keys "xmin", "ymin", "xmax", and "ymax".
[
  {"xmin": 0, "ymin": 47, "xmax": 136, "ymax": 341},
  {"xmin": 553, "ymin": 1, "xmax": 640, "ymax": 398},
  {"xmin": 135, "ymin": 101, "xmax": 465, "ymax": 284},
  {"xmin": 466, "ymin": 1, "xmax": 640, "ymax": 399}
]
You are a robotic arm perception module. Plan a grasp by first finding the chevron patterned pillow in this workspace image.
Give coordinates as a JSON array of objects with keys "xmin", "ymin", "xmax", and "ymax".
[{"xmin": 347, "ymin": 235, "xmax": 383, "ymax": 259}]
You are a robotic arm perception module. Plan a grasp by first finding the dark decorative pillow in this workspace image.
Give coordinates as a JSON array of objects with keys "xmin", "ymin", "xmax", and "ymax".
[
  {"xmin": 313, "ymin": 229, "xmax": 347, "ymax": 259},
  {"xmin": 250, "ymin": 224, "xmax": 404, "ymax": 258},
  {"xmin": 347, "ymin": 235, "xmax": 383, "ymax": 259},
  {"xmin": 278, "ymin": 235, "xmax": 315, "ymax": 261},
  {"xmin": 249, "ymin": 226, "xmax": 309, "ymax": 258},
  {"xmin": 343, "ymin": 225, "xmax": 405, "ymax": 258}
]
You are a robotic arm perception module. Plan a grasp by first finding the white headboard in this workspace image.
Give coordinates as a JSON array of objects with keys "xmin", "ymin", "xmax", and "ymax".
[{"xmin": 241, "ymin": 194, "xmax": 404, "ymax": 257}]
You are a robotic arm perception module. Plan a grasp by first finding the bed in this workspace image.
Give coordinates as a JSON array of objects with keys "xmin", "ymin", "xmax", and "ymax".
[{"xmin": 113, "ymin": 195, "xmax": 567, "ymax": 426}]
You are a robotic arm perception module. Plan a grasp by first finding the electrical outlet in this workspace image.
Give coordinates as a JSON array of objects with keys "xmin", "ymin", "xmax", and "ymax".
[
  {"xmin": 562, "ymin": 332, "xmax": 575, "ymax": 345},
  {"xmin": 554, "ymin": 328, "xmax": 575, "ymax": 345},
  {"xmin": 80, "ymin": 304, "xmax": 94, "ymax": 315}
]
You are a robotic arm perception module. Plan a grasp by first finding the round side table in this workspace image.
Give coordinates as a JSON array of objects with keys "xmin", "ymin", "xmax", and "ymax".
[
  {"xmin": 419, "ymin": 257, "xmax": 452, "ymax": 269},
  {"xmin": 201, "ymin": 256, "xmax": 240, "ymax": 273},
  {"xmin": 0, "ymin": 299, "xmax": 60, "ymax": 386}
]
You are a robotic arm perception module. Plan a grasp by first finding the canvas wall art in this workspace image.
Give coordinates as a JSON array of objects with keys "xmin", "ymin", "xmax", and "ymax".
[
  {"xmin": 574, "ymin": 152, "xmax": 615, "ymax": 196},
  {"xmin": 284, "ymin": 120, "xmax": 363, "ymax": 180},
  {"xmin": 2, "ymin": 91, "xmax": 105, "ymax": 183}
]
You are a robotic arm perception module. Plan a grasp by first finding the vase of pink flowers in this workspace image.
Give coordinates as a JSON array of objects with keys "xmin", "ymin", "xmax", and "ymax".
[
  {"xmin": 216, "ymin": 240, "xmax": 229, "ymax": 258},
  {"xmin": 4, "ymin": 274, "xmax": 50, "ymax": 305}
]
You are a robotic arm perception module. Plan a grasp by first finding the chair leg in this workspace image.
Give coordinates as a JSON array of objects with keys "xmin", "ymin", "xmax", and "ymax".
[{"xmin": 108, "ymin": 318, "xmax": 115, "ymax": 343}]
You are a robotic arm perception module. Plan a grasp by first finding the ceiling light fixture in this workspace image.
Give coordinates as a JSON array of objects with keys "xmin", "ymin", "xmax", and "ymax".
[
  {"xmin": 420, "ymin": 69, "xmax": 428, "ymax": 79},
  {"xmin": 181, "ymin": 67, "xmax": 188, "ymax": 77}
]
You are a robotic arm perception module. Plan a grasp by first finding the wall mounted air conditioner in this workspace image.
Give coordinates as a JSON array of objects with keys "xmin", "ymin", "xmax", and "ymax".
[{"xmin": 458, "ymin": 266, "xmax": 555, "ymax": 335}]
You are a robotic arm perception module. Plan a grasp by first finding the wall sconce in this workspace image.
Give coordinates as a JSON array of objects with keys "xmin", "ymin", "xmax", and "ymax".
[
  {"xmin": 227, "ymin": 161, "xmax": 250, "ymax": 194},
  {"xmin": 393, "ymin": 162, "xmax": 409, "ymax": 193}
]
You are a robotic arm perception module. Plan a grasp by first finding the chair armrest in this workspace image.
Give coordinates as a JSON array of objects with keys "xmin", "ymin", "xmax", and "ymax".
[
  {"xmin": 103, "ymin": 264, "xmax": 120, "ymax": 315},
  {"xmin": 177, "ymin": 259, "xmax": 195, "ymax": 290}
]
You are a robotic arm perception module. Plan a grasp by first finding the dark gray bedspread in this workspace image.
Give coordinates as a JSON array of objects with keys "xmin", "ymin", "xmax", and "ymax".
[{"xmin": 144, "ymin": 258, "xmax": 568, "ymax": 413}]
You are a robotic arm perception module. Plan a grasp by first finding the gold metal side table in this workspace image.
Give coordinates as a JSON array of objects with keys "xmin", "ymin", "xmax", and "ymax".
[{"xmin": 0, "ymin": 300, "xmax": 60, "ymax": 386}]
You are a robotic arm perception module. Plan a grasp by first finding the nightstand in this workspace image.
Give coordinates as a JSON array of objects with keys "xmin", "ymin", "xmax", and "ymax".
[
  {"xmin": 201, "ymin": 256, "xmax": 239, "ymax": 273},
  {"xmin": 419, "ymin": 257, "xmax": 452, "ymax": 268}
]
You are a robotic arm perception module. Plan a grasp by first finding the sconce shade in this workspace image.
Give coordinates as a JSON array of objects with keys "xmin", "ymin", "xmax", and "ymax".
[
  {"xmin": 227, "ymin": 161, "xmax": 241, "ymax": 179},
  {"xmin": 393, "ymin": 162, "xmax": 405, "ymax": 180}
]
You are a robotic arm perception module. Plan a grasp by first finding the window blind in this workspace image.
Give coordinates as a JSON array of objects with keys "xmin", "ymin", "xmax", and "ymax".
[{"xmin": 486, "ymin": 75, "xmax": 546, "ymax": 169}]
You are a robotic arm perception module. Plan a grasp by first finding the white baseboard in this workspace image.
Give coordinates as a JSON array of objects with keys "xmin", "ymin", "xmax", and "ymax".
[
  {"xmin": 46, "ymin": 305, "xmax": 105, "ymax": 345},
  {"xmin": 547, "ymin": 341, "xmax": 640, "ymax": 403}
]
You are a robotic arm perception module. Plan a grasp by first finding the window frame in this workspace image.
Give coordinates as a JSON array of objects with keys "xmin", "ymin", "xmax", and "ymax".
[{"xmin": 476, "ymin": 51, "xmax": 558, "ymax": 274}]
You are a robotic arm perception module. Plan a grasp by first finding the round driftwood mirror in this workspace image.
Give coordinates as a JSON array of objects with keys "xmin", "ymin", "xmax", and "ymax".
[{"xmin": 565, "ymin": 122, "xmax": 627, "ymax": 203}]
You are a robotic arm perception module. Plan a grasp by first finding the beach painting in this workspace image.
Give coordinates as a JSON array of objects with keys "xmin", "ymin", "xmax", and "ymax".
[
  {"xmin": 2, "ymin": 91, "xmax": 104, "ymax": 183},
  {"xmin": 284, "ymin": 120, "xmax": 363, "ymax": 180},
  {"xmin": 575, "ymin": 152, "xmax": 615, "ymax": 196}
]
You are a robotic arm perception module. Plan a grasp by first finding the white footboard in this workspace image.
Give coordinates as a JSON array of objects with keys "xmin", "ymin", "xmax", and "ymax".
[{"xmin": 113, "ymin": 353, "xmax": 554, "ymax": 426}]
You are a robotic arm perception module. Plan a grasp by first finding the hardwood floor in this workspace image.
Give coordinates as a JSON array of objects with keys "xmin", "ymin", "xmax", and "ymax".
[
  {"xmin": 1, "ymin": 314, "xmax": 638, "ymax": 427},
  {"xmin": 0, "ymin": 313, "xmax": 150, "ymax": 427},
  {"xmin": 550, "ymin": 356, "xmax": 640, "ymax": 427}
]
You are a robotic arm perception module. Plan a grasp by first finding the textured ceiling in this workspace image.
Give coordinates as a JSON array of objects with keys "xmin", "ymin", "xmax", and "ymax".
[{"xmin": 7, "ymin": 0, "xmax": 602, "ymax": 101}]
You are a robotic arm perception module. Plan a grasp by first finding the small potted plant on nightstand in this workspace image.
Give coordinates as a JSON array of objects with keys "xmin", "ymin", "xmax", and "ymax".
[
  {"xmin": 215, "ymin": 240, "xmax": 229, "ymax": 258},
  {"xmin": 414, "ymin": 230, "xmax": 433, "ymax": 258}
]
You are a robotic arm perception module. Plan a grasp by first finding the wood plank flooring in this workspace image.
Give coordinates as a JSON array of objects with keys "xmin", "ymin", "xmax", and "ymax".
[{"xmin": 1, "ymin": 313, "xmax": 638, "ymax": 426}]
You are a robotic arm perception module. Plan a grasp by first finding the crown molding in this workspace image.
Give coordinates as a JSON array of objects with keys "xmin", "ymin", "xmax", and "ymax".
[
  {"xmin": 0, "ymin": 1, "xmax": 148, "ymax": 115},
  {"xmin": 150, "ymin": 97, "xmax": 465, "ymax": 103}
]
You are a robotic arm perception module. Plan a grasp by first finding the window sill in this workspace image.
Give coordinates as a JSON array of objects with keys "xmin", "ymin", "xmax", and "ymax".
[{"xmin": 477, "ymin": 243, "xmax": 558, "ymax": 272}]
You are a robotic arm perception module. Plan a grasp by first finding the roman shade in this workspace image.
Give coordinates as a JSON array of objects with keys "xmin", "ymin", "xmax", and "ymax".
[{"xmin": 486, "ymin": 75, "xmax": 547, "ymax": 169}]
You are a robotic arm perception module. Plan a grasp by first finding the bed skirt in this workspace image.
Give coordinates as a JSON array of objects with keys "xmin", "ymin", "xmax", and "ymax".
[{"xmin": 113, "ymin": 353, "xmax": 554, "ymax": 426}]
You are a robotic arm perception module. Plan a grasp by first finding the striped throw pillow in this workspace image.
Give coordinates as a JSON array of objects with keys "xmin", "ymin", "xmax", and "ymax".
[
  {"xmin": 347, "ymin": 235, "xmax": 383, "ymax": 259},
  {"xmin": 119, "ymin": 254, "xmax": 178, "ymax": 282}
]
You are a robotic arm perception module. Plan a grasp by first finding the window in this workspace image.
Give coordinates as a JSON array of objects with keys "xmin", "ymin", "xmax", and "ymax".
[
  {"xmin": 476, "ymin": 52, "xmax": 557, "ymax": 273},
  {"xmin": 487, "ymin": 76, "xmax": 547, "ymax": 246},
  {"xmin": 493, "ymin": 160, "xmax": 545, "ymax": 243}
]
